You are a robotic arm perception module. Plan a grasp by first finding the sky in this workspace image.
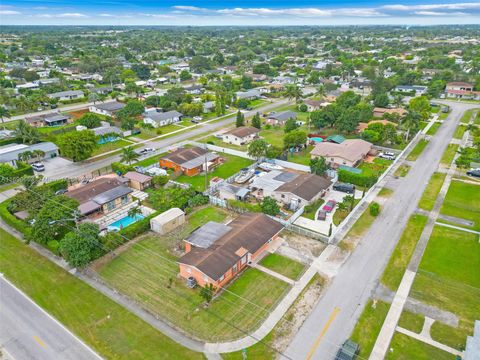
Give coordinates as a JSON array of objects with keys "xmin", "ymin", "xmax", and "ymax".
[{"xmin": 1, "ymin": 0, "xmax": 479, "ymax": 26}]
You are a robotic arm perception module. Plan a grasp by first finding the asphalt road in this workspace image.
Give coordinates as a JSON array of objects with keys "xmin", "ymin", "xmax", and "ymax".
[
  {"xmin": 285, "ymin": 101, "xmax": 478, "ymax": 360},
  {"xmin": 6, "ymin": 102, "xmax": 97, "ymax": 122},
  {"xmin": 40, "ymin": 98, "xmax": 291, "ymax": 180},
  {"xmin": 0, "ymin": 276, "xmax": 102, "ymax": 360}
]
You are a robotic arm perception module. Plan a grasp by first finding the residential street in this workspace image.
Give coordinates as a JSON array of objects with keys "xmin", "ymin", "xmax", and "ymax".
[
  {"xmin": 0, "ymin": 276, "xmax": 102, "ymax": 360},
  {"xmin": 5, "ymin": 101, "xmax": 97, "ymax": 122},
  {"xmin": 285, "ymin": 101, "xmax": 478, "ymax": 360},
  {"xmin": 39, "ymin": 99, "xmax": 291, "ymax": 180}
]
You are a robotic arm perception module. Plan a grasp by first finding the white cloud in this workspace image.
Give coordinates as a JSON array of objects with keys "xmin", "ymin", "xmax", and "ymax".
[
  {"xmin": 37, "ymin": 13, "xmax": 88, "ymax": 18},
  {"xmin": 172, "ymin": 6, "xmax": 205, "ymax": 11},
  {"xmin": 215, "ymin": 7, "xmax": 386, "ymax": 17},
  {"xmin": 413, "ymin": 11, "xmax": 468, "ymax": 16},
  {"xmin": 0, "ymin": 10, "xmax": 21, "ymax": 15},
  {"xmin": 383, "ymin": 3, "xmax": 480, "ymax": 11}
]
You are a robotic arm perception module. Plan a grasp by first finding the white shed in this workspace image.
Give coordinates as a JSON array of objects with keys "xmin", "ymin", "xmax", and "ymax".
[{"xmin": 150, "ymin": 208, "xmax": 185, "ymax": 235}]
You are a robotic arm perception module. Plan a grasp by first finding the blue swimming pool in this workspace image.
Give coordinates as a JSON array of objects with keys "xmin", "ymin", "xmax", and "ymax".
[
  {"xmin": 98, "ymin": 136, "xmax": 119, "ymax": 145},
  {"xmin": 108, "ymin": 214, "xmax": 144, "ymax": 231}
]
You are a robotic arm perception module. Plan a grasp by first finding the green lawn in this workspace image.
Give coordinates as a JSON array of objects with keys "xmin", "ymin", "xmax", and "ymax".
[
  {"xmin": 91, "ymin": 139, "xmax": 133, "ymax": 157},
  {"xmin": 440, "ymin": 180, "xmax": 480, "ymax": 230},
  {"xmin": 386, "ymin": 333, "xmax": 456, "ymax": 360},
  {"xmin": 418, "ymin": 172, "xmax": 446, "ymax": 211},
  {"xmin": 259, "ymin": 253, "xmax": 306, "ymax": 280},
  {"xmin": 0, "ymin": 228, "xmax": 202, "ymax": 360},
  {"xmin": 398, "ymin": 310, "xmax": 425, "ymax": 334},
  {"xmin": 460, "ymin": 109, "xmax": 476, "ymax": 124},
  {"xmin": 200, "ymin": 135, "xmax": 248, "ymax": 151},
  {"xmin": 410, "ymin": 225, "xmax": 480, "ymax": 350},
  {"xmin": 333, "ymin": 198, "xmax": 361, "ymax": 226},
  {"xmin": 285, "ymin": 145, "xmax": 314, "ymax": 166},
  {"xmin": 381, "ymin": 214, "xmax": 428, "ymax": 291},
  {"xmin": 426, "ymin": 122, "xmax": 441, "ymax": 135},
  {"xmin": 175, "ymin": 153, "xmax": 253, "ymax": 191},
  {"xmin": 440, "ymin": 144, "xmax": 459, "ymax": 166},
  {"xmin": 134, "ymin": 124, "xmax": 187, "ymax": 140},
  {"xmin": 394, "ymin": 164, "xmax": 410, "ymax": 177},
  {"xmin": 378, "ymin": 188, "xmax": 393, "ymax": 197},
  {"xmin": 259, "ymin": 127, "xmax": 285, "ymax": 148},
  {"xmin": 340, "ymin": 204, "xmax": 378, "ymax": 250},
  {"xmin": 406, "ymin": 139, "xmax": 429, "ymax": 161},
  {"xmin": 453, "ymin": 125, "xmax": 467, "ymax": 140},
  {"xmin": 302, "ymin": 198, "xmax": 325, "ymax": 220},
  {"xmin": 97, "ymin": 206, "xmax": 290, "ymax": 342},
  {"xmin": 350, "ymin": 300, "xmax": 390, "ymax": 358}
]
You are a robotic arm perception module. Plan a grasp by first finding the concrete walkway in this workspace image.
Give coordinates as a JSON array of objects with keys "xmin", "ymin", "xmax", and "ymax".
[
  {"xmin": 396, "ymin": 326, "xmax": 463, "ymax": 357},
  {"xmin": 435, "ymin": 221, "xmax": 480, "ymax": 235},
  {"xmin": 251, "ymin": 263, "xmax": 295, "ymax": 285}
]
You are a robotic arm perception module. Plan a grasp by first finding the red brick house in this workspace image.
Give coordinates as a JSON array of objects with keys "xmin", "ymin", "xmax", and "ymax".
[{"xmin": 177, "ymin": 213, "xmax": 283, "ymax": 289}]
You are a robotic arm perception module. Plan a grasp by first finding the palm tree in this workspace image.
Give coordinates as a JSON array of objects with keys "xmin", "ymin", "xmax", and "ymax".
[
  {"xmin": 18, "ymin": 151, "xmax": 32, "ymax": 163},
  {"xmin": 402, "ymin": 111, "xmax": 420, "ymax": 140},
  {"xmin": 15, "ymin": 121, "xmax": 40, "ymax": 145},
  {"xmin": 88, "ymin": 92, "xmax": 99, "ymax": 104},
  {"xmin": 284, "ymin": 85, "xmax": 302, "ymax": 103},
  {"xmin": 316, "ymin": 84, "xmax": 326, "ymax": 99},
  {"xmin": 120, "ymin": 146, "xmax": 139, "ymax": 165},
  {"xmin": 127, "ymin": 206, "xmax": 142, "ymax": 219},
  {"xmin": 31, "ymin": 149, "xmax": 45, "ymax": 162},
  {"xmin": 0, "ymin": 106, "xmax": 10, "ymax": 129}
]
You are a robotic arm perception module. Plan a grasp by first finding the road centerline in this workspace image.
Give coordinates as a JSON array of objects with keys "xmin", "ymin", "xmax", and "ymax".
[{"xmin": 305, "ymin": 307, "xmax": 341, "ymax": 360}]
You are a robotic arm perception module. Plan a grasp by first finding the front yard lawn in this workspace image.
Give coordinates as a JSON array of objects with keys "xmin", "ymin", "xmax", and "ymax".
[
  {"xmin": 135, "ymin": 124, "xmax": 188, "ymax": 140},
  {"xmin": 381, "ymin": 214, "xmax": 428, "ymax": 291},
  {"xmin": 440, "ymin": 180, "xmax": 480, "ymax": 230},
  {"xmin": 398, "ymin": 310, "xmax": 425, "ymax": 334},
  {"xmin": 386, "ymin": 333, "xmax": 455, "ymax": 360},
  {"xmin": 199, "ymin": 135, "xmax": 248, "ymax": 151},
  {"xmin": 406, "ymin": 139, "xmax": 429, "ymax": 161},
  {"xmin": 453, "ymin": 124, "xmax": 467, "ymax": 140},
  {"xmin": 0, "ymin": 228, "xmax": 202, "ymax": 360},
  {"xmin": 175, "ymin": 153, "xmax": 253, "ymax": 191},
  {"xmin": 97, "ymin": 206, "xmax": 290, "ymax": 342},
  {"xmin": 285, "ymin": 145, "xmax": 314, "ymax": 166},
  {"xmin": 440, "ymin": 144, "xmax": 459, "ymax": 166},
  {"xmin": 426, "ymin": 122, "xmax": 441, "ymax": 135},
  {"xmin": 418, "ymin": 172, "xmax": 446, "ymax": 211},
  {"xmin": 350, "ymin": 300, "xmax": 391, "ymax": 358},
  {"xmin": 91, "ymin": 139, "xmax": 133, "ymax": 157},
  {"xmin": 259, "ymin": 253, "xmax": 306, "ymax": 280}
]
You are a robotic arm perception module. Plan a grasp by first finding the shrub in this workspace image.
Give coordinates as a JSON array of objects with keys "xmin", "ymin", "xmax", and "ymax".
[
  {"xmin": 261, "ymin": 196, "xmax": 280, "ymax": 216},
  {"xmin": 338, "ymin": 169, "xmax": 378, "ymax": 188},
  {"xmin": 298, "ymin": 103, "xmax": 308, "ymax": 112},
  {"xmin": 369, "ymin": 202, "xmax": 380, "ymax": 216},
  {"xmin": 46, "ymin": 179, "xmax": 68, "ymax": 192},
  {"xmin": 119, "ymin": 212, "xmax": 159, "ymax": 239},
  {"xmin": 152, "ymin": 175, "xmax": 169, "ymax": 188},
  {"xmin": 111, "ymin": 162, "xmax": 135, "ymax": 175}
]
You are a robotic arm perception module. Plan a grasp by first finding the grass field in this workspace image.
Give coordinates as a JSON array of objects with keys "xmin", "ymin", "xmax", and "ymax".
[
  {"xmin": 381, "ymin": 214, "xmax": 428, "ymax": 291},
  {"xmin": 418, "ymin": 172, "xmax": 446, "ymax": 211},
  {"xmin": 440, "ymin": 180, "xmax": 480, "ymax": 230},
  {"xmin": 410, "ymin": 225, "xmax": 480, "ymax": 350},
  {"xmin": 200, "ymin": 135, "xmax": 248, "ymax": 151},
  {"xmin": 0, "ymin": 228, "xmax": 202, "ymax": 360},
  {"xmin": 259, "ymin": 253, "xmax": 306, "ymax": 280},
  {"xmin": 394, "ymin": 164, "xmax": 410, "ymax": 177},
  {"xmin": 406, "ymin": 139, "xmax": 429, "ymax": 161},
  {"xmin": 340, "ymin": 204, "xmax": 378, "ymax": 250},
  {"xmin": 284, "ymin": 145, "xmax": 314, "ymax": 166},
  {"xmin": 398, "ymin": 310, "xmax": 425, "ymax": 334},
  {"xmin": 135, "ymin": 124, "xmax": 188, "ymax": 140},
  {"xmin": 440, "ymin": 144, "xmax": 459, "ymax": 166},
  {"xmin": 350, "ymin": 300, "xmax": 390, "ymax": 358},
  {"xmin": 386, "ymin": 333, "xmax": 455, "ymax": 360},
  {"xmin": 460, "ymin": 109, "xmax": 476, "ymax": 124},
  {"xmin": 97, "ymin": 206, "xmax": 290, "ymax": 341},
  {"xmin": 426, "ymin": 122, "xmax": 441, "ymax": 135},
  {"xmin": 453, "ymin": 125, "xmax": 467, "ymax": 140},
  {"xmin": 91, "ymin": 139, "xmax": 133, "ymax": 157},
  {"xmin": 175, "ymin": 153, "xmax": 253, "ymax": 191}
]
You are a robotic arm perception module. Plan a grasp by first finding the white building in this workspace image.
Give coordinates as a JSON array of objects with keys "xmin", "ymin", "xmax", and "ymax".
[{"xmin": 143, "ymin": 110, "xmax": 183, "ymax": 128}]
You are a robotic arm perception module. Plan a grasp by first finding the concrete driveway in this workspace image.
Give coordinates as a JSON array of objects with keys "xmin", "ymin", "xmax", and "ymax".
[{"xmin": 37, "ymin": 157, "xmax": 74, "ymax": 180}]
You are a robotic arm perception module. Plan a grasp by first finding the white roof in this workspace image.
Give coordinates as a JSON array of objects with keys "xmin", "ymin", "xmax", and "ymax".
[{"xmin": 151, "ymin": 208, "xmax": 185, "ymax": 225}]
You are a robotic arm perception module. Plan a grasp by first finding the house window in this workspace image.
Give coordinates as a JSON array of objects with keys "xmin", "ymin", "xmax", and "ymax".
[
  {"xmin": 121, "ymin": 195, "xmax": 129, "ymax": 205},
  {"xmin": 106, "ymin": 201, "xmax": 115, "ymax": 211},
  {"xmin": 219, "ymin": 274, "xmax": 225, "ymax": 282},
  {"xmin": 203, "ymin": 275, "xmax": 209, "ymax": 283},
  {"xmin": 241, "ymin": 255, "xmax": 247, "ymax": 265},
  {"xmin": 281, "ymin": 194, "xmax": 285, "ymax": 199},
  {"xmin": 232, "ymin": 264, "xmax": 238, "ymax": 273}
]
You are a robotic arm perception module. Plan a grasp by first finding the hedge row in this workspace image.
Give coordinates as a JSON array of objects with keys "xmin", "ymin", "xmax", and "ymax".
[
  {"xmin": 338, "ymin": 169, "xmax": 378, "ymax": 188},
  {"xmin": 0, "ymin": 199, "xmax": 31, "ymax": 237},
  {"xmin": 118, "ymin": 211, "xmax": 159, "ymax": 239}
]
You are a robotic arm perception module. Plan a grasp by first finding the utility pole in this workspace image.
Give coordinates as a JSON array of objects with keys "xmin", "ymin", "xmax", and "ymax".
[{"xmin": 204, "ymin": 143, "xmax": 208, "ymax": 192}]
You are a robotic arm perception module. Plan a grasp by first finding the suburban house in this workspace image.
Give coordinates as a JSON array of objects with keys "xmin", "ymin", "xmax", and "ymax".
[
  {"xmin": 310, "ymin": 139, "xmax": 374, "ymax": 168},
  {"xmin": 89, "ymin": 101, "xmax": 125, "ymax": 117},
  {"xmin": 150, "ymin": 208, "xmax": 185, "ymax": 235},
  {"xmin": 394, "ymin": 85, "xmax": 427, "ymax": 96},
  {"xmin": 356, "ymin": 120, "xmax": 398, "ymax": 133},
  {"xmin": 25, "ymin": 112, "xmax": 71, "ymax": 127},
  {"xmin": 123, "ymin": 171, "xmax": 152, "ymax": 191},
  {"xmin": 65, "ymin": 176, "xmax": 133, "ymax": 217},
  {"xmin": 177, "ymin": 213, "xmax": 283, "ymax": 289},
  {"xmin": 48, "ymin": 90, "xmax": 84, "ymax": 101},
  {"xmin": 265, "ymin": 110, "xmax": 297, "ymax": 126},
  {"xmin": 372, "ymin": 107, "xmax": 407, "ymax": 118},
  {"xmin": 445, "ymin": 82, "xmax": 480, "ymax": 100},
  {"xmin": 236, "ymin": 89, "xmax": 261, "ymax": 101},
  {"xmin": 218, "ymin": 183, "xmax": 250, "ymax": 202},
  {"xmin": 250, "ymin": 170, "xmax": 332, "ymax": 210},
  {"xmin": 143, "ymin": 110, "xmax": 183, "ymax": 128},
  {"xmin": 90, "ymin": 86, "xmax": 113, "ymax": 95},
  {"xmin": 0, "ymin": 142, "xmax": 59, "ymax": 166},
  {"xmin": 221, "ymin": 126, "xmax": 260, "ymax": 146},
  {"xmin": 304, "ymin": 99, "xmax": 323, "ymax": 112},
  {"xmin": 203, "ymin": 101, "xmax": 215, "ymax": 113},
  {"xmin": 159, "ymin": 146, "xmax": 221, "ymax": 176}
]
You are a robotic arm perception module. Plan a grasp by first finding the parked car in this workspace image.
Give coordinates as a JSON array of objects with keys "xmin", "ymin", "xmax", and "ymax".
[
  {"xmin": 335, "ymin": 340, "xmax": 359, "ymax": 360},
  {"xmin": 466, "ymin": 169, "xmax": 480, "ymax": 178},
  {"xmin": 55, "ymin": 189, "xmax": 67, "ymax": 195},
  {"xmin": 138, "ymin": 147, "xmax": 154, "ymax": 155},
  {"xmin": 191, "ymin": 119, "xmax": 200, "ymax": 124},
  {"xmin": 333, "ymin": 182, "xmax": 355, "ymax": 194},
  {"xmin": 193, "ymin": 116, "xmax": 202, "ymax": 121},
  {"xmin": 317, "ymin": 210, "xmax": 327, "ymax": 221},
  {"xmin": 378, "ymin": 152, "xmax": 395, "ymax": 160},
  {"xmin": 322, "ymin": 200, "xmax": 337, "ymax": 212},
  {"xmin": 31, "ymin": 162, "xmax": 45, "ymax": 172}
]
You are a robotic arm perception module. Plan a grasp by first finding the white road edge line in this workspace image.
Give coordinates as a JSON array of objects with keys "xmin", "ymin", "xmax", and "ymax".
[{"xmin": 0, "ymin": 274, "xmax": 103, "ymax": 360}]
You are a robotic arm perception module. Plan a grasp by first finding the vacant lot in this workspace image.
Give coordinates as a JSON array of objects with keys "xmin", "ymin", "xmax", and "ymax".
[
  {"xmin": 406, "ymin": 139, "xmax": 429, "ymax": 161},
  {"xmin": 440, "ymin": 144, "xmax": 459, "ymax": 166},
  {"xmin": 418, "ymin": 172, "xmax": 446, "ymax": 211},
  {"xmin": 175, "ymin": 153, "xmax": 253, "ymax": 191},
  {"xmin": 386, "ymin": 333, "xmax": 455, "ymax": 360},
  {"xmin": 97, "ymin": 206, "xmax": 290, "ymax": 341},
  {"xmin": 259, "ymin": 253, "xmax": 306, "ymax": 280},
  {"xmin": 91, "ymin": 139, "xmax": 133, "ymax": 157},
  {"xmin": 440, "ymin": 180, "xmax": 480, "ymax": 230},
  {"xmin": 0, "ymin": 228, "xmax": 202, "ymax": 360},
  {"xmin": 411, "ymin": 226, "xmax": 480, "ymax": 349},
  {"xmin": 381, "ymin": 214, "xmax": 428, "ymax": 291}
]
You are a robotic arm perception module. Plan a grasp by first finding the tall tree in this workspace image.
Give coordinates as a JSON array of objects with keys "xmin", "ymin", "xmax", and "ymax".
[
  {"xmin": 310, "ymin": 156, "xmax": 328, "ymax": 176},
  {"xmin": 121, "ymin": 147, "xmax": 139, "ymax": 165},
  {"xmin": 57, "ymin": 130, "xmax": 97, "ymax": 162},
  {"xmin": 247, "ymin": 139, "xmax": 268, "ymax": 160},
  {"xmin": 235, "ymin": 110, "xmax": 245, "ymax": 128},
  {"xmin": 251, "ymin": 113, "xmax": 262, "ymax": 129}
]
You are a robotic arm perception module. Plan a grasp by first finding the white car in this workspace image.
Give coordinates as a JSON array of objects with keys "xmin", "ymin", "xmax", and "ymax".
[
  {"xmin": 138, "ymin": 148, "xmax": 154, "ymax": 155},
  {"xmin": 31, "ymin": 162, "xmax": 45, "ymax": 172},
  {"xmin": 379, "ymin": 153, "xmax": 395, "ymax": 160},
  {"xmin": 146, "ymin": 167, "xmax": 167, "ymax": 176}
]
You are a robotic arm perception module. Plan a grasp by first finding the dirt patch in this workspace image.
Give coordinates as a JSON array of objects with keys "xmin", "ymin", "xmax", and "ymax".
[
  {"xmin": 273, "ymin": 275, "xmax": 327, "ymax": 354},
  {"xmin": 67, "ymin": 109, "xmax": 89, "ymax": 119},
  {"xmin": 281, "ymin": 230, "xmax": 327, "ymax": 258}
]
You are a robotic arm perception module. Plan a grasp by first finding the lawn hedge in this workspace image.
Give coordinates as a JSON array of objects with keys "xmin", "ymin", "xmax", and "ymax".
[
  {"xmin": 119, "ymin": 211, "xmax": 159, "ymax": 239},
  {"xmin": 338, "ymin": 169, "xmax": 378, "ymax": 188}
]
